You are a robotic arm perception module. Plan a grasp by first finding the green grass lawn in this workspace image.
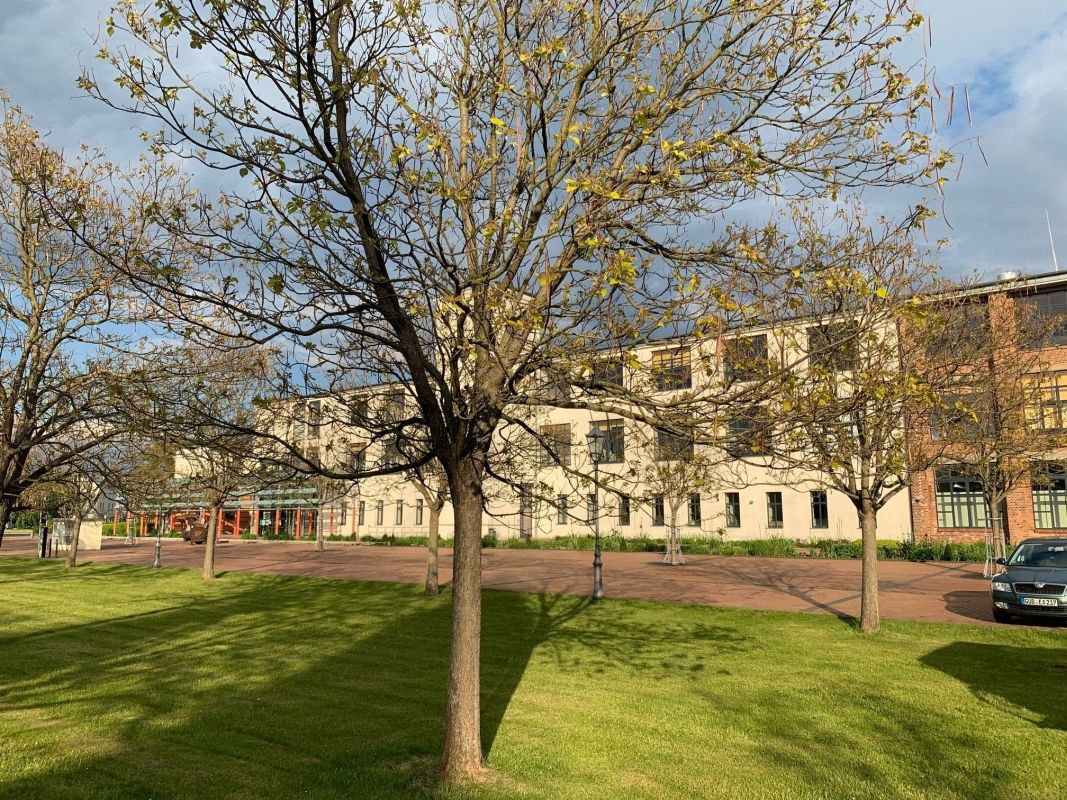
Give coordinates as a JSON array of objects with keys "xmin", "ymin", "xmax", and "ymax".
[{"xmin": 0, "ymin": 558, "xmax": 1063, "ymax": 800}]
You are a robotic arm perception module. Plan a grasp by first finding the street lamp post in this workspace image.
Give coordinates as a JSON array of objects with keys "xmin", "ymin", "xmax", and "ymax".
[
  {"xmin": 586, "ymin": 428, "xmax": 606, "ymax": 601},
  {"xmin": 153, "ymin": 500, "xmax": 163, "ymax": 569}
]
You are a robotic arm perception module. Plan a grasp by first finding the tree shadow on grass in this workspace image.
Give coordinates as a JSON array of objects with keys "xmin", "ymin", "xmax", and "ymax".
[
  {"xmin": 0, "ymin": 560, "xmax": 766, "ymax": 799},
  {"xmin": 922, "ymin": 641, "xmax": 1067, "ymax": 731},
  {"xmin": 0, "ymin": 565, "xmax": 580, "ymax": 799},
  {"xmin": 712, "ymin": 635, "xmax": 1067, "ymax": 800}
]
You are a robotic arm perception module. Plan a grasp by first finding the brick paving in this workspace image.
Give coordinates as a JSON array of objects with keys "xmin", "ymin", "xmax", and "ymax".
[{"xmin": 2, "ymin": 535, "xmax": 1059, "ymax": 628}]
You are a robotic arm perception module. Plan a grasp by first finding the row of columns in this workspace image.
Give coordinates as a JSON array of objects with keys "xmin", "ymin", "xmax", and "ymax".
[{"xmin": 109, "ymin": 506, "xmax": 336, "ymax": 539}]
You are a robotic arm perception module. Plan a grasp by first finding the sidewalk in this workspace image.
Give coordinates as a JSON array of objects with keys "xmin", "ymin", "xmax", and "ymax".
[{"xmin": 0, "ymin": 535, "xmax": 1035, "ymax": 627}]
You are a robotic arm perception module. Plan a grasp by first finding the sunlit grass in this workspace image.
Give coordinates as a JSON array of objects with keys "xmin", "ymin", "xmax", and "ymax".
[{"xmin": 0, "ymin": 557, "xmax": 1063, "ymax": 799}]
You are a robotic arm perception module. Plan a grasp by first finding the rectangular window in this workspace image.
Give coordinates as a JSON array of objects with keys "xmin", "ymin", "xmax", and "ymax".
[
  {"xmin": 349, "ymin": 397, "xmax": 369, "ymax": 426},
  {"xmin": 351, "ymin": 443, "xmax": 368, "ymax": 472},
  {"xmin": 380, "ymin": 439, "xmax": 402, "ymax": 468},
  {"xmin": 1032, "ymin": 463, "xmax": 1067, "ymax": 528},
  {"xmin": 725, "ymin": 409, "xmax": 771, "ymax": 457},
  {"xmin": 807, "ymin": 321, "xmax": 859, "ymax": 371},
  {"xmin": 375, "ymin": 500, "xmax": 384, "ymax": 526},
  {"xmin": 651, "ymin": 347, "xmax": 692, "ymax": 391},
  {"xmin": 1016, "ymin": 290, "xmax": 1067, "ymax": 347},
  {"xmin": 539, "ymin": 423, "xmax": 572, "ymax": 468},
  {"xmin": 587, "ymin": 493, "xmax": 598, "ymax": 522},
  {"xmin": 618, "ymin": 494, "xmax": 631, "ymax": 526},
  {"xmin": 810, "ymin": 490, "xmax": 829, "ymax": 529},
  {"xmin": 307, "ymin": 399, "xmax": 322, "ymax": 435},
  {"xmin": 930, "ymin": 393, "xmax": 989, "ymax": 442},
  {"xmin": 556, "ymin": 494, "xmax": 568, "ymax": 524},
  {"xmin": 382, "ymin": 389, "xmax": 406, "ymax": 422},
  {"xmin": 652, "ymin": 496, "xmax": 665, "ymax": 526},
  {"xmin": 723, "ymin": 334, "xmax": 769, "ymax": 383},
  {"xmin": 339, "ymin": 503, "xmax": 348, "ymax": 527},
  {"xmin": 688, "ymin": 494, "xmax": 702, "ymax": 525},
  {"xmin": 395, "ymin": 500, "xmax": 404, "ymax": 525},
  {"xmin": 934, "ymin": 469, "xmax": 988, "ymax": 528},
  {"xmin": 656, "ymin": 430, "xmax": 694, "ymax": 461},
  {"xmin": 928, "ymin": 304, "xmax": 988, "ymax": 356},
  {"xmin": 766, "ymin": 492, "xmax": 784, "ymax": 529},
  {"xmin": 725, "ymin": 492, "xmax": 741, "ymax": 528},
  {"xmin": 1028, "ymin": 372, "xmax": 1067, "ymax": 432},
  {"xmin": 358, "ymin": 501, "xmax": 366, "ymax": 526},
  {"xmin": 589, "ymin": 419, "xmax": 625, "ymax": 463},
  {"xmin": 592, "ymin": 358, "xmax": 624, "ymax": 388},
  {"xmin": 415, "ymin": 498, "xmax": 424, "ymax": 525}
]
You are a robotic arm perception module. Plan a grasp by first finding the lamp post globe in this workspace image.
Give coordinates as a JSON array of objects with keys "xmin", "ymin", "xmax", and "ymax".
[{"xmin": 585, "ymin": 428, "xmax": 606, "ymax": 601}]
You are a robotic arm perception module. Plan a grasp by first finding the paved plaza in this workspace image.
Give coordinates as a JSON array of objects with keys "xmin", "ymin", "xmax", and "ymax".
[{"xmin": 3, "ymin": 535, "xmax": 1052, "ymax": 627}]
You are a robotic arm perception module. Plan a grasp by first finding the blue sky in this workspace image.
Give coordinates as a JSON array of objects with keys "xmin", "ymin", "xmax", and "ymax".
[{"xmin": 1, "ymin": 1, "xmax": 1064, "ymax": 280}]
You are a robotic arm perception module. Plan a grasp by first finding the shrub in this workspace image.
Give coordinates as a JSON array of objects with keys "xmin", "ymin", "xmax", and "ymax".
[
  {"xmin": 10, "ymin": 510, "xmax": 40, "ymax": 529},
  {"xmin": 744, "ymin": 537, "xmax": 797, "ymax": 558}
]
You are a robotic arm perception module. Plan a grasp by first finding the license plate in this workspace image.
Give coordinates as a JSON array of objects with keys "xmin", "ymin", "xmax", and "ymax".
[{"xmin": 1022, "ymin": 597, "xmax": 1059, "ymax": 607}]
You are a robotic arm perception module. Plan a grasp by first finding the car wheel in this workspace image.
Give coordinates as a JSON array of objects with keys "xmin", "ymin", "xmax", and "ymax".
[{"xmin": 992, "ymin": 608, "xmax": 1013, "ymax": 624}]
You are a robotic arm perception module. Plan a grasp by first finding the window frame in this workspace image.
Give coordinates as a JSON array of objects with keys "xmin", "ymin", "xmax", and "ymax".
[
  {"xmin": 725, "ymin": 492, "xmax": 741, "ymax": 528},
  {"xmin": 652, "ymin": 496, "xmax": 665, "ymax": 526},
  {"xmin": 1016, "ymin": 290, "xmax": 1067, "ymax": 348},
  {"xmin": 766, "ymin": 491, "xmax": 784, "ymax": 529},
  {"xmin": 723, "ymin": 333, "xmax": 769, "ymax": 383},
  {"xmin": 1032, "ymin": 462, "xmax": 1067, "ymax": 529},
  {"xmin": 539, "ymin": 423, "xmax": 573, "ymax": 468},
  {"xmin": 806, "ymin": 321, "xmax": 860, "ymax": 372},
  {"xmin": 589, "ymin": 419, "xmax": 625, "ymax": 464},
  {"xmin": 810, "ymin": 490, "xmax": 829, "ymax": 529},
  {"xmin": 688, "ymin": 493, "xmax": 702, "ymax": 525},
  {"xmin": 651, "ymin": 347, "xmax": 693, "ymax": 391},
  {"xmin": 934, "ymin": 468, "xmax": 988, "ymax": 528}
]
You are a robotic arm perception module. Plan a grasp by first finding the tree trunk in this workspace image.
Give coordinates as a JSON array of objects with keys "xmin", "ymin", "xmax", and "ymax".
[
  {"xmin": 425, "ymin": 502, "xmax": 441, "ymax": 596},
  {"xmin": 65, "ymin": 514, "xmax": 84, "ymax": 568},
  {"xmin": 666, "ymin": 507, "xmax": 679, "ymax": 565},
  {"xmin": 989, "ymin": 494, "xmax": 1008, "ymax": 562},
  {"xmin": 316, "ymin": 509, "xmax": 325, "ymax": 552},
  {"xmin": 203, "ymin": 505, "xmax": 221, "ymax": 581},
  {"xmin": 858, "ymin": 498, "xmax": 880, "ymax": 634},
  {"xmin": 440, "ymin": 457, "xmax": 484, "ymax": 781},
  {"xmin": 0, "ymin": 496, "xmax": 14, "ymax": 549}
]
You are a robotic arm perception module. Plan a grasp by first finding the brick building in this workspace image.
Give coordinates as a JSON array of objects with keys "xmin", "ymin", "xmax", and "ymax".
[{"xmin": 909, "ymin": 270, "xmax": 1067, "ymax": 546}]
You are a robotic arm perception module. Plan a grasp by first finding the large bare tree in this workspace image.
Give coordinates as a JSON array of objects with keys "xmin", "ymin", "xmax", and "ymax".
[
  {"xmin": 83, "ymin": 0, "xmax": 945, "ymax": 778},
  {"xmin": 0, "ymin": 96, "xmax": 152, "ymax": 544}
]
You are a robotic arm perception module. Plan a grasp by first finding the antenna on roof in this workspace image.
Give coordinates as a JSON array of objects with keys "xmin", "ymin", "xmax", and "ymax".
[{"xmin": 1047, "ymin": 209, "xmax": 1060, "ymax": 272}]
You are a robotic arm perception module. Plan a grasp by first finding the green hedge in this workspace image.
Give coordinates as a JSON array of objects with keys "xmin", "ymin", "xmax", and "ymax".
[{"xmin": 325, "ymin": 533, "xmax": 986, "ymax": 562}]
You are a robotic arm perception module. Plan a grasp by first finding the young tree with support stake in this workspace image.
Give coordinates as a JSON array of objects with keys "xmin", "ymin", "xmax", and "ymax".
[
  {"xmin": 84, "ymin": 0, "xmax": 947, "ymax": 779},
  {"xmin": 631, "ymin": 426, "xmax": 722, "ymax": 566}
]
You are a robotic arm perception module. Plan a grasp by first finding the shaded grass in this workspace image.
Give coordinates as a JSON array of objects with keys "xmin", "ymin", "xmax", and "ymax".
[{"xmin": 0, "ymin": 557, "xmax": 1063, "ymax": 799}]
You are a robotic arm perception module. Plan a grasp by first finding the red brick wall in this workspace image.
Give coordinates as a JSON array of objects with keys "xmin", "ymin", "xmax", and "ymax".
[{"xmin": 907, "ymin": 287, "xmax": 1067, "ymax": 545}]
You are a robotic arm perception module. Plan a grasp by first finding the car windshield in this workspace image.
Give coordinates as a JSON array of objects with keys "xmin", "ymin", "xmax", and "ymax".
[{"xmin": 1008, "ymin": 543, "xmax": 1067, "ymax": 568}]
